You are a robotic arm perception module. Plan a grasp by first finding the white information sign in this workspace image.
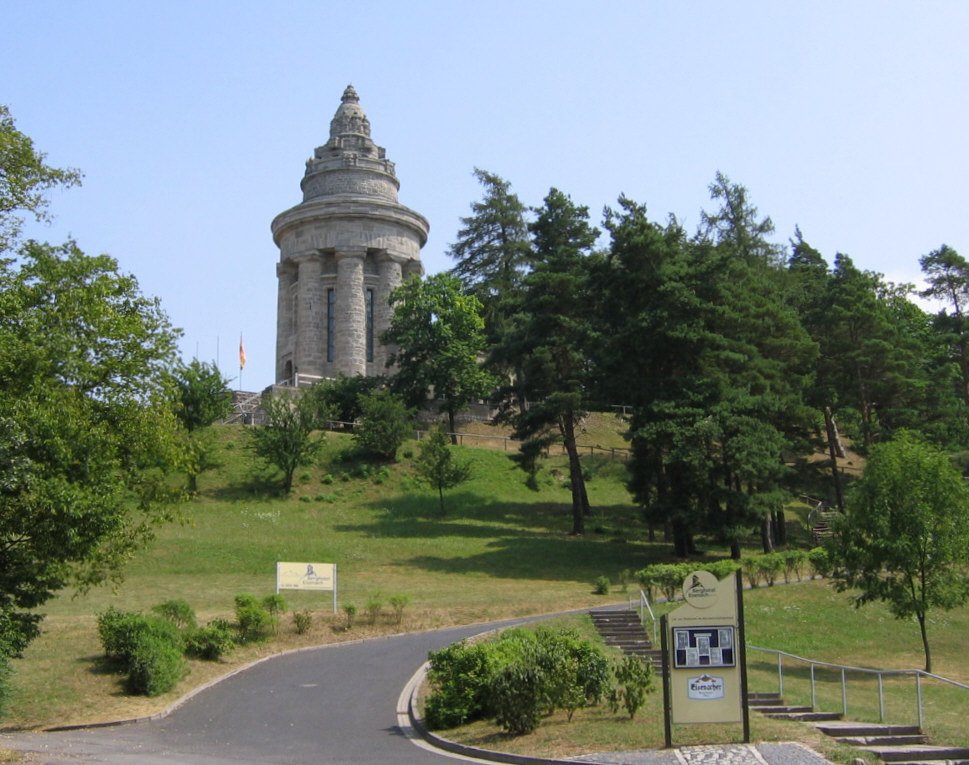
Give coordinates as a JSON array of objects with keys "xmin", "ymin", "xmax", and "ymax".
[{"xmin": 276, "ymin": 562, "xmax": 337, "ymax": 612}]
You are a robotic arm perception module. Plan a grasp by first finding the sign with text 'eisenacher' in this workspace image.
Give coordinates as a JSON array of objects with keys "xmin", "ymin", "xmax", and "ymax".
[{"xmin": 667, "ymin": 570, "xmax": 744, "ymax": 725}]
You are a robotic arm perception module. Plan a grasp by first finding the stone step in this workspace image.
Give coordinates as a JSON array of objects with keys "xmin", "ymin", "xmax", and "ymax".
[
  {"xmin": 747, "ymin": 692, "xmax": 782, "ymax": 703},
  {"xmin": 816, "ymin": 721, "xmax": 922, "ymax": 738},
  {"xmin": 836, "ymin": 735, "xmax": 930, "ymax": 747},
  {"xmin": 864, "ymin": 745, "xmax": 969, "ymax": 763},
  {"xmin": 752, "ymin": 705, "xmax": 814, "ymax": 714},
  {"xmin": 765, "ymin": 711, "xmax": 843, "ymax": 722}
]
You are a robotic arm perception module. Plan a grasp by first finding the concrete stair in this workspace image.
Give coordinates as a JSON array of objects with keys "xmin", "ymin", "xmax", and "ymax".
[
  {"xmin": 748, "ymin": 692, "xmax": 843, "ymax": 721},
  {"xmin": 589, "ymin": 610, "xmax": 663, "ymax": 674},
  {"xmin": 815, "ymin": 720, "xmax": 969, "ymax": 764}
]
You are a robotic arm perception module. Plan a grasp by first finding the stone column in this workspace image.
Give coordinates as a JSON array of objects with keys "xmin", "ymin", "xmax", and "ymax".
[
  {"xmin": 275, "ymin": 262, "xmax": 298, "ymax": 384},
  {"xmin": 335, "ymin": 249, "xmax": 366, "ymax": 377},
  {"xmin": 295, "ymin": 253, "xmax": 324, "ymax": 381},
  {"xmin": 375, "ymin": 252, "xmax": 403, "ymax": 372}
]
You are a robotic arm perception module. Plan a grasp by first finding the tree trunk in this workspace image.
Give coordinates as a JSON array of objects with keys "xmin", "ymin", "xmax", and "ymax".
[
  {"xmin": 917, "ymin": 610, "xmax": 932, "ymax": 673},
  {"xmin": 773, "ymin": 509, "xmax": 787, "ymax": 546},
  {"xmin": 562, "ymin": 417, "xmax": 586, "ymax": 535},
  {"xmin": 824, "ymin": 407, "xmax": 845, "ymax": 511},
  {"xmin": 447, "ymin": 408, "xmax": 458, "ymax": 445},
  {"xmin": 730, "ymin": 540, "xmax": 741, "ymax": 560},
  {"xmin": 760, "ymin": 515, "xmax": 774, "ymax": 553},
  {"xmin": 673, "ymin": 518, "xmax": 690, "ymax": 558}
]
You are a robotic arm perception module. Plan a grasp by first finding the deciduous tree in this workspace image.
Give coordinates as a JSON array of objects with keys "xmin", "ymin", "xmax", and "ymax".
[
  {"xmin": 248, "ymin": 393, "xmax": 324, "ymax": 494},
  {"xmin": 0, "ymin": 241, "xmax": 183, "ymax": 656},
  {"xmin": 829, "ymin": 431, "xmax": 969, "ymax": 672},
  {"xmin": 0, "ymin": 104, "xmax": 81, "ymax": 252},
  {"xmin": 415, "ymin": 424, "xmax": 472, "ymax": 514},
  {"xmin": 385, "ymin": 273, "xmax": 493, "ymax": 442},
  {"xmin": 172, "ymin": 360, "xmax": 232, "ymax": 493}
]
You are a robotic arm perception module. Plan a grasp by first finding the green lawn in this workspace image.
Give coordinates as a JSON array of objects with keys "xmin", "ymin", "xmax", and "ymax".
[{"xmin": 3, "ymin": 422, "xmax": 967, "ymax": 765}]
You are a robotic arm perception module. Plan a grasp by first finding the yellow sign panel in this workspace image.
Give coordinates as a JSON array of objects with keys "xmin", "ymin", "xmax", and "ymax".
[
  {"xmin": 668, "ymin": 571, "xmax": 743, "ymax": 724},
  {"xmin": 276, "ymin": 562, "xmax": 335, "ymax": 591}
]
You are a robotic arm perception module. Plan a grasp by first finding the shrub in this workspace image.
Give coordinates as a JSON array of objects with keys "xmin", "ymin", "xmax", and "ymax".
[
  {"xmin": 97, "ymin": 609, "xmax": 183, "ymax": 669},
  {"xmin": 808, "ymin": 546, "xmax": 831, "ymax": 578},
  {"xmin": 235, "ymin": 594, "xmax": 272, "ymax": 643},
  {"xmin": 637, "ymin": 563, "xmax": 686, "ymax": 602},
  {"xmin": 706, "ymin": 560, "xmax": 742, "ymax": 580},
  {"xmin": 126, "ymin": 632, "xmax": 186, "ymax": 696},
  {"xmin": 490, "ymin": 660, "xmax": 544, "ymax": 735},
  {"xmin": 151, "ymin": 599, "xmax": 196, "ymax": 630},
  {"xmin": 782, "ymin": 549, "xmax": 808, "ymax": 582},
  {"xmin": 757, "ymin": 553, "xmax": 784, "ymax": 587},
  {"xmin": 609, "ymin": 655, "xmax": 654, "ymax": 719},
  {"xmin": 742, "ymin": 557, "xmax": 763, "ymax": 588},
  {"xmin": 365, "ymin": 593, "xmax": 384, "ymax": 625},
  {"xmin": 531, "ymin": 628, "xmax": 608, "ymax": 720},
  {"xmin": 293, "ymin": 609, "xmax": 312, "ymax": 635},
  {"xmin": 263, "ymin": 594, "xmax": 288, "ymax": 634},
  {"xmin": 423, "ymin": 627, "xmax": 608, "ymax": 732},
  {"xmin": 342, "ymin": 603, "xmax": 357, "ymax": 630},
  {"xmin": 185, "ymin": 620, "xmax": 235, "ymax": 661},
  {"xmin": 353, "ymin": 389, "xmax": 413, "ymax": 460},
  {"xmin": 97, "ymin": 607, "xmax": 146, "ymax": 663},
  {"xmin": 424, "ymin": 641, "xmax": 494, "ymax": 729},
  {"xmin": 593, "ymin": 576, "xmax": 611, "ymax": 595},
  {"xmin": 388, "ymin": 594, "xmax": 410, "ymax": 627}
]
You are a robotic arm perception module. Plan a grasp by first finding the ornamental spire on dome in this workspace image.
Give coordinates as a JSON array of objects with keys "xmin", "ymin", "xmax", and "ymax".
[
  {"xmin": 329, "ymin": 83, "xmax": 370, "ymax": 139},
  {"xmin": 341, "ymin": 84, "xmax": 359, "ymax": 103}
]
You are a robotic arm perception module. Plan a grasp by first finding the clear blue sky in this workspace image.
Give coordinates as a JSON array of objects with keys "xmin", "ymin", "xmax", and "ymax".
[{"xmin": 3, "ymin": 1, "xmax": 967, "ymax": 390}]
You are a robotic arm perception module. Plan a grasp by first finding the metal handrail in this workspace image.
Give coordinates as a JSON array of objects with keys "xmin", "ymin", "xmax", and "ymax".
[
  {"xmin": 633, "ymin": 589, "xmax": 658, "ymax": 645},
  {"xmin": 748, "ymin": 644, "xmax": 969, "ymax": 728}
]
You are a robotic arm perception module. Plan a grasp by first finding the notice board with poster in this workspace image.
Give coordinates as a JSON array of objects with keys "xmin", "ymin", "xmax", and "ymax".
[
  {"xmin": 664, "ymin": 570, "xmax": 747, "ymax": 727},
  {"xmin": 673, "ymin": 626, "xmax": 736, "ymax": 669}
]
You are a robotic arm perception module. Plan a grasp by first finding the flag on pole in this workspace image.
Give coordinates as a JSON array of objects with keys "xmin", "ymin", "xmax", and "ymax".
[{"xmin": 239, "ymin": 334, "xmax": 246, "ymax": 370}]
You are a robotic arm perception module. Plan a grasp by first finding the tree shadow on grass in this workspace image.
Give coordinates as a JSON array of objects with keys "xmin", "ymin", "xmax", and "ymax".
[{"xmin": 332, "ymin": 491, "xmax": 663, "ymax": 584}]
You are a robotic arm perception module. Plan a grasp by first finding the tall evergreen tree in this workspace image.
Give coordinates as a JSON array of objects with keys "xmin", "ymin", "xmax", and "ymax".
[
  {"xmin": 920, "ymin": 244, "xmax": 969, "ymax": 422},
  {"xmin": 447, "ymin": 168, "xmax": 531, "ymax": 341},
  {"xmin": 600, "ymin": 180, "xmax": 816, "ymax": 559},
  {"xmin": 498, "ymin": 188, "xmax": 599, "ymax": 534}
]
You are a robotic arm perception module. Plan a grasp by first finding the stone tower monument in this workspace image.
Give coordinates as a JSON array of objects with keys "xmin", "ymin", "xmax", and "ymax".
[{"xmin": 272, "ymin": 85, "xmax": 428, "ymax": 384}]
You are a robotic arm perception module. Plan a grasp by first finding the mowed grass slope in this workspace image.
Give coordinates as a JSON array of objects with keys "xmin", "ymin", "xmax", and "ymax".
[
  {"xmin": 4, "ymin": 418, "xmax": 968, "ymax": 757},
  {"xmin": 5, "ymin": 421, "xmax": 659, "ymax": 728}
]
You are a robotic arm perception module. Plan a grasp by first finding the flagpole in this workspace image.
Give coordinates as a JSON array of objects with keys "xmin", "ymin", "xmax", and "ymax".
[{"xmin": 238, "ymin": 333, "xmax": 246, "ymax": 393}]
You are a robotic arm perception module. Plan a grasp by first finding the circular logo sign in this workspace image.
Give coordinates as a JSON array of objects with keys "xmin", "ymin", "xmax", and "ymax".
[{"xmin": 683, "ymin": 570, "xmax": 719, "ymax": 608}]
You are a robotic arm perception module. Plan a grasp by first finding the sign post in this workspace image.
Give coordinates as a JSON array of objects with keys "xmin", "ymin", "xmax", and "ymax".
[
  {"xmin": 662, "ymin": 568, "xmax": 749, "ymax": 745},
  {"xmin": 275, "ymin": 562, "xmax": 338, "ymax": 613}
]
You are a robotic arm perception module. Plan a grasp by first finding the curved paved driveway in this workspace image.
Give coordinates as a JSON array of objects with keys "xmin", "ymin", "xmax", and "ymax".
[{"xmin": 1, "ymin": 619, "xmax": 537, "ymax": 764}]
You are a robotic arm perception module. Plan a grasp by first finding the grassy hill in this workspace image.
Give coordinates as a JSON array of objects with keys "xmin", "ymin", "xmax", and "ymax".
[{"xmin": 3, "ymin": 419, "xmax": 966, "ymax": 761}]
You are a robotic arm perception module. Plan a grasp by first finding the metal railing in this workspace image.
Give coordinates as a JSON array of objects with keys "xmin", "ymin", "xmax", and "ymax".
[
  {"xmin": 748, "ymin": 644, "xmax": 969, "ymax": 728},
  {"xmin": 631, "ymin": 588, "xmax": 658, "ymax": 645}
]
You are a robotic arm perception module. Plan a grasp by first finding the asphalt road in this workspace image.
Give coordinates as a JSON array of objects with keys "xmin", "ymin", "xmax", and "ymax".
[{"xmin": 1, "ymin": 619, "xmax": 530, "ymax": 764}]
